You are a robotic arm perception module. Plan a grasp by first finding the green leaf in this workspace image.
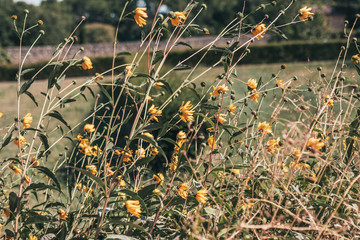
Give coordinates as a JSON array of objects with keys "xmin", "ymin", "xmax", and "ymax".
[
  {"xmin": 48, "ymin": 65, "xmax": 61, "ymax": 89},
  {"xmin": 46, "ymin": 111, "xmax": 71, "ymax": 130},
  {"xmin": 38, "ymin": 133, "xmax": 50, "ymax": 151},
  {"xmin": 19, "ymin": 78, "xmax": 35, "ymax": 95},
  {"xmin": 116, "ymin": 51, "xmax": 132, "ymax": 56},
  {"xmin": 1, "ymin": 132, "xmax": 13, "ymax": 150},
  {"xmin": 105, "ymin": 219, "xmax": 151, "ymax": 239},
  {"xmin": 9, "ymin": 192, "xmax": 19, "ymax": 212},
  {"xmin": 354, "ymin": 64, "xmax": 360, "ymax": 77},
  {"xmin": 194, "ymin": 113, "xmax": 215, "ymax": 128},
  {"xmin": 96, "ymin": 82, "xmax": 112, "ymax": 103},
  {"xmin": 173, "ymin": 64, "xmax": 192, "ymax": 71},
  {"xmin": 175, "ymin": 41, "xmax": 192, "ymax": 49},
  {"xmin": 158, "ymin": 121, "xmax": 169, "ymax": 138},
  {"xmin": 70, "ymin": 166, "xmax": 106, "ymax": 191},
  {"xmin": 35, "ymin": 166, "xmax": 61, "ymax": 191},
  {"xmin": 153, "ymin": 50, "xmax": 164, "ymax": 65},
  {"xmin": 24, "ymin": 183, "xmax": 60, "ymax": 193},
  {"xmin": 24, "ymin": 91, "xmax": 38, "ymax": 106},
  {"xmin": 24, "ymin": 215, "xmax": 56, "ymax": 225}
]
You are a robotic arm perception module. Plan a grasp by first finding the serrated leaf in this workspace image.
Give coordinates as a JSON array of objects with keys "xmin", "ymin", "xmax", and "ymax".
[{"xmin": 35, "ymin": 166, "xmax": 61, "ymax": 191}]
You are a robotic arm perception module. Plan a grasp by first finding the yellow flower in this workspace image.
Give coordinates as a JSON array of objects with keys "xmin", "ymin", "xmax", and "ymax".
[
  {"xmin": 153, "ymin": 189, "xmax": 161, "ymax": 196},
  {"xmin": 179, "ymin": 101, "xmax": 195, "ymax": 123},
  {"xmin": 3, "ymin": 207, "xmax": 10, "ymax": 218},
  {"xmin": 258, "ymin": 122, "xmax": 272, "ymax": 135},
  {"xmin": 147, "ymin": 96, "xmax": 154, "ymax": 101},
  {"xmin": 251, "ymin": 24, "xmax": 266, "ymax": 40},
  {"xmin": 281, "ymin": 163, "xmax": 289, "ymax": 173},
  {"xmin": 84, "ymin": 124, "xmax": 95, "ymax": 133},
  {"xmin": 121, "ymin": 147, "xmax": 133, "ymax": 163},
  {"xmin": 153, "ymin": 173, "xmax": 164, "ymax": 185},
  {"xmin": 125, "ymin": 66, "xmax": 133, "ymax": 77},
  {"xmin": 142, "ymin": 132, "xmax": 154, "ymax": 141},
  {"xmin": 30, "ymin": 236, "xmax": 38, "ymax": 240},
  {"xmin": 31, "ymin": 157, "xmax": 40, "ymax": 167},
  {"xmin": 134, "ymin": 8, "xmax": 148, "ymax": 27},
  {"xmin": 276, "ymin": 80, "xmax": 285, "ymax": 89},
  {"xmin": 24, "ymin": 176, "xmax": 30, "ymax": 185},
  {"xmin": 177, "ymin": 131, "xmax": 186, "ymax": 140},
  {"xmin": 230, "ymin": 169, "xmax": 240, "ymax": 175},
  {"xmin": 95, "ymin": 73, "xmax": 103, "ymax": 81},
  {"xmin": 196, "ymin": 189, "xmax": 208, "ymax": 204},
  {"xmin": 85, "ymin": 165, "xmax": 97, "ymax": 175},
  {"xmin": 147, "ymin": 105, "xmax": 162, "ymax": 122},
  {"xmin": 126, "ymin": 200, "xmax": 141, "ymax": 218},
  {"xmin": 81, "ymin": 56, "xmax": 93, "ymax": 70},
  {"xmin": 266, "ymin": 138, "xmax": 281, "ymax": 153},
  {"xmin": 210, "ymin": 85, "xmax": 229, "ymax": 96},
  {"xmin": 298, "ymin": 6, "xmax": 314, "ymax": 22},
  {"xmin": 76, "ymin": 183, "xmax": 83, "ymax": 191},
  {"xmin": 59, "ymin": 209, "xmax": 68, "ymax": 220},
  {"xmin": 150, "ymin": 145, "xmax": 159, "ymax": 156},
  {"xmin": 247, "ymin": 78, "xmax": 257, "ymax": 90},
  {"xmin": 155, "ymin": 82, "xmax": 164, "ymax": 90},
  {"xmin": 323, "ymin": 95, "xmax": 334, "ymax": 107},
  {"xmin": 216, "ymin": 113, "xmax": 226, "ymax": 124},
  {"xmin": 169, "ymin": 156, "xmax": 178, "ymax": 172},
  {"xmin": 293, "ymin": 148, "xmax": 301, "ymax": 159},
  {"xmin": 352, "ymin": 54, "xmax": 360, "ymax": 64},
  {"xmin": 116, "ymin": 176, "xmax": 126, "ymax": 189},
  {"xmin": 135, "ymin": 148, "xmax": 146, "ymax": 159},
  {"xmin": 228, "ymin": 104, "xmax": 237, "ymax": 115},
  {"xmin": 249, "ymin": 90, "xmax": 259, "ymax": 103},
  {"xmin": 170, "ymin": 11, "xmax": 187, "ymax": 27},
  {"xmin": 306, "ymin": 137, "xmax": 325, "ymax": 153},
  {"xmin": 178, "ymin": 182, "xmax": 189, "ymax": 199},
  {"xmin": 0, "ymin": 112, "xmax": 3, "ymax": 118},
  {"xmin": 207, "ymin": 135, "xmax": 217, "ymax": 149},
  {"xmin": 10, "ymin": 163, "xmax": 22, "ymax": 175},
  {"xmin": 22, "ymin": 113, "xmax": 32, "ymax": 129},
  {"xmin": 308, "ymin": 172, "xmax": 317, "ymax": 182},
  {"xmin": 240, "ymin": 198, "xmax": 255, "ymax": 210},
  {"xmin": 85, "ymin": 145, "xmax": 102, "ymax": 156}
]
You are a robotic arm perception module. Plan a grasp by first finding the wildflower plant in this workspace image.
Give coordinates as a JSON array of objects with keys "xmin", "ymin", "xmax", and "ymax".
[{"xmin": 1, "ymin": 1, "xmax": 360, "ymax": 240}]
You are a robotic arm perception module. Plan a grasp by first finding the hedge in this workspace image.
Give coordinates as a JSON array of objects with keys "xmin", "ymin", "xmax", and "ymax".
[{"xmin": 0, "ymin": 40, "xmax": 356, "ymax": 81}]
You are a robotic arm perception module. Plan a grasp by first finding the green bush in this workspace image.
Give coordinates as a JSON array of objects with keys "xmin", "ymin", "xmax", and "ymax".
[{"xmin": 81, "ymin": 23, "xmax": 115, "ymax": 43}]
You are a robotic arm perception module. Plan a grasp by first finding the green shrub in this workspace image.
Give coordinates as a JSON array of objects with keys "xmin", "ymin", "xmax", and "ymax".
[{"xmin": 81, "ymin": 23, "xmax": 115, "ymax": 43}]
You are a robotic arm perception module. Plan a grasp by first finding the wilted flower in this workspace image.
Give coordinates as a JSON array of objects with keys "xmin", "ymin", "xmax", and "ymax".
[
  {"xmin": 147, "ymin": 105, "xmax": 162, "ymax": 122},
  {"xmin": 178, "ymin": 182, "xmax": 189, "ymax": 199},
  {"xmin": 84, "ymin": 124, "xmax": 95, "ymax": 133},
  {"xmin": 170, "ymin": 11, "xmax": 187, "ymax": 26},
  {"xmin": 207, "ymin": 135, "xmax": 217, "ymax": 149},
  {"xmin": 24, "ymin": 176, "xmax": 30, "ymax": 185},
  {"xmin": 120, "ymin": 147, "xmax": 133, "ymax": 163},
  {"xmin": 308, "ymin": 172, "xmax": 317, "ymax": 182},
  {"xmin": 210, "ymin": 84, "xmax": 229, "ymax": 96},
  {"xmin": 3, "ymin": 207, "xmax": 10, "ymax": 218},
  {"xmin": 306, "ymin": 137, "xmax": 325, "ymax": 153},
  {"xmin": 240, "ymin": 198, "xmax": 255, "ymax": 210},
  {"xmin": 324, "ymin": 95, "xmax": 334, "ymax": 107},
  {"xmin": 258, "ymin": 122, "xmax": 272, "ymax": 135},
  {"xmin": 59, "ymin": 209, "xmax": 68, "ymax": 220},
  {"xmin": 23, "ymin": 113, "xmax": 32, "ymax": 129},
  {"xmin": 169, "ymin": 156, "xmax": 178, "ymax": 172},
  {"xmin": 126, "ymin": 200, "xmax": 141, "ymax": 218},
  {"xmin": 251, "ymin": 24, "xmax": 266, "ymax": 40},
  {"xmin": 249, "ymin": 90, "xmax": 259, "ymax": 103},
  {"xmin": 179, "ymin": 101, "xmax": 195, "ymax": 123},
  {"xmin": 85, "ymin": 165, "xmax": 97, "ymax": 175},
  {"xmin": 228, "ymin": 104, "xmax": 237, "ymax": 115},
  {"xmin": 81, "ymin": 56, "xmax": 93, "ymax": 70},
  {"xmin": 298, "ymin": 6, "xmax": 314, "ymax": 22},
  {"xmin": 14, "ymin": 136, "xmax": 26, "ymax": 147},
  {"xmin": 196, "ymin": 189, "xmax": 208, "ymax": 203},
  {"xmin": 153, "ymin": 173, "xmax": 164, "ymax": 185},
  {"xmin": 134, "ymin": 8, "xmax": 148, "ymax": 27},
  {"xmin": 247, "ymin": 79, "xmax": 257, "ymax": 90},
  {"xmin": 116, "ymin": 176, "xmax": 126, "ymax": 189}
]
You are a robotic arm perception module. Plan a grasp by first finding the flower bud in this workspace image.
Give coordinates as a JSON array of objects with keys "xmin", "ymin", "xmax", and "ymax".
[
  {"xmin": 272, "ymin": 1, "xmax": 277, "ymax": 6},
  {"xmin": 11, "ymin": 15, "xmax": 17, "ymax": 20},
  {"xmin": 317, "ymin": 66, "xmax": 322, "ymax": 71},
  {"xmin": 236, "ymin": 12, "xmax": 244, "ymax": 19},
  {"xmin": 200, "ymin": 3, "xmax": 207, "ymax": 10},
  {"xmin": 39, "ymin": 30, "xmax": 45, "ymax": 35},
  {"xmin": 37, "ymin": 20, "xmax": 44, "ymax": 25},
  {"xmin": 24, "ymin": 9, "xmax": 29, "ymax": 14},
  {"xmin": 281, "ymin": 64, "xmax": 286, "ymax": 69}
]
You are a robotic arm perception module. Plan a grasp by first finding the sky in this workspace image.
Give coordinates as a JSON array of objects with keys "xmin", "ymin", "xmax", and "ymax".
[{"xmin": 14, "ymin": 0, "xmax": 42, "ymax": 5}]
